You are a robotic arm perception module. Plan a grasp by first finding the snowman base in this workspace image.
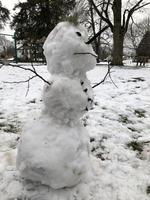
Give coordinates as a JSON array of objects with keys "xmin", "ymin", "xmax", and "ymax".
[{"xmin": 0, "ymin": 167, "xmax": 92, "ymax": 200}]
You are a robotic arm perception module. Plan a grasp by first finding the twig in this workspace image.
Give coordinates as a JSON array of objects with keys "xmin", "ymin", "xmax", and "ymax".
[
  {"xmin": 108, "ymin": 70, "xmax": 118, "ymax": 88},
  {"xmin": 86, "ymin": 25, "xmax": 109, "ymax": 44},
  {"xmin": 92, "ymin": 63, "xmax": 117, "ymax": 88},
  {"xmin": 6, "ymin": 63, "xmax": 51, "ymax": 85},
  {"xmin": 92, "ymin": 63, "xmax": 111, "ymax": 88},
  {"xmin": 31, "ymin": 62, "xmax": 36, "ymax": 72},
  {"xmin": 25, "ymin": 78, "xmax": 30, "ymax": 97},
  {"xmin": 4, "ymin": 75, "xmax": 37, "ymax": 96},
  {"xmin": 3, "ymin": 75, "xmax": 37, "ymax": 84},
  {"xmin": 1, "ymin": 62, "xmax": 51, "ymax": 96},
  {"xmin": 74, "ymin": 52, "xmax": 97, "ymax": 58},
  {"xmin": 141, "ymin": 141, "xmax": 150, "ymax": 144}
]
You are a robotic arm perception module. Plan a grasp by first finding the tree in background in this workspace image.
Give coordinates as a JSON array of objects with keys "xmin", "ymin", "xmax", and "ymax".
[
  {"xmin": 89, "ymin": 0, "xmax": 150, "ymax": 66},
  {"xmin": 136, "ymin": 30, "xmax": 150, "ymax": 62},
  {"xmin": 11, "ymin": 0, "xmax": 76, "ymax": 42},
  {"xmin": 0, "ymin": 1, "xmax": 10, "ymax": 29},
  {"xmin": 125, "ymin": 17, "xmax": 150, "ymax": 56},
  {"xmin": 11, "ymin": 0, "xmax": 76, "ymax": 62},
  {"xmin": 87, "ymin": 0, "xmax": 110, "ymax": 62},
  {"xmin": 75, "ymin": 0, "xmax": 111, "ymax": 62},
  {"xmin": 0, "ymin": 36, "xmax": 14, "ymax": 59}
]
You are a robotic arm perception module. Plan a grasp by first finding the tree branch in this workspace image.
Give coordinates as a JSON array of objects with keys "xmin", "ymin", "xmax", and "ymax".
[
  {"xmin": 124, "ymin": 0, "xmax": 150, "ymax": 32},
  {"xmin": 74, "ymin": 52, "xmax": 97, "ymax": 58},
  {"xmin": 133, "ymin": 2, "xmax": 150, "ymax": 12},
  {"xmin": 103, "ymin": 0, "xmax": 112, "ymax": 27},
  {"xmin": 1, "ymin": 62, "xmax": 51, "ymax": 96},
  {"xmin": 122, "ymin": 9, "xmax": 129, "ymax": 28},
  {"xmin": 3, "ymin": 75, "xmax": 37, "ymax": 84},
  {"xmin": 6, "ymin": 63, "xmax": 51, "ymax": 85},
  {"xmin": 4, "ymin": 75, "xmax": 37, "ymax": 96},
  {"xmin": 89, "ymin": 0, "xmax": 113, "ymax": 31},
  {"xmin": 86, "ymin": 25, "xmax": 109, "ymax": 44},
  {"xmin": 92, "ymin": 63, "xmax": 116, "ymax": 88}
]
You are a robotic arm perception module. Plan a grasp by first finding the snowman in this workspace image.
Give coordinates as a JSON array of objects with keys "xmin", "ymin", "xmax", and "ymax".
[{"xmin": 17, "ymin": 22, "xmax": 96, "ymax": 193}]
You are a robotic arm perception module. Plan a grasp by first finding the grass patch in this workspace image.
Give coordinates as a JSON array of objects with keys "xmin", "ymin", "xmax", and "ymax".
[
  {"xmin": 94, "ymin": 102, "xmax": 99, "ymax": 106},
  {"xmin": 0, "ymin": 115, "xmax": 21, "ymax": 134},
  {"xmin": 96, "ymin": 153, "xmax": 105, "ymax": 161},
  {"xmin": 0, "ymin": 122, "xmax": 6, "ymax": 128},
  {"xmin": 101, "ymin": 106, "xmax": 107, "ymax": 110},
  {"xmin": 0, "ymin": 116, "xmax": 5, "ymax": 119},
  {"xmin": 128, "ymin": 77, "xmax": 145, "ymax": 82},
  {"xmin": 90, "ymin": 136, "xmax": 107, "ymax": 161},
  {"xmin": 146, "ymin": 186, "xmax": 150, "ymax": 194},
  {"xmin": 0, "ymin": 112, "xmax": 4, "ymax": 119},
  {"xmin": 118, "ymin": 114, "xmax": 132, "ymax": 124},
  {"xmin": 135, "ymin": 86, "xmax": 140, "ymax": 89},
  {"xmin": 127, "ymin": 141, "xmax": 143, "ymax": 154},
  {"xmin": 90, "ymin": 137, "xmax": 95, "ymax": 142},
  {"xmin": 82, "ymin": 115, "xmax": 89, "ymax": 127},
  {"xmin": 3, "ymin": 123, "xmax": 20, "ymax": 133},
  {"xmin": 134, "ymin": 109, "xmax": 146, "ymax": 118},
  {"xmin": 127, "ymin": 127, "xmax": 138, "ymax": 132},
  {"xmin": 132, "ymin": 77, "xmax": 145, "ymax": 82}
]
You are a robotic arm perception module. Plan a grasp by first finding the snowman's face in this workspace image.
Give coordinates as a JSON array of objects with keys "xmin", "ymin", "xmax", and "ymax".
[{"xmin": 43, "ymin": 22, "xmax": 96, "ymax": 76}]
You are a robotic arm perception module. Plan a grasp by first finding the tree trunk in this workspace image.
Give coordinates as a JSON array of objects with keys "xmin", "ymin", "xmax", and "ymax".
[
  {"xmin": 95, "ymin": 41, "xmax": 100, "ymax": 63},
  {"xmin": 111, "ymin": 29, "xmax": 124, "ymax": 65},
  {"xmin": 96, "ymin": 18, "xmax": 103, "ymax": 63},
  {"xmin": 89, "ymin": 1, "xmax": 99, "ymax": 62},
  {"xmin": 111, "ymin": 0, "xmax": 124, "ymax": 66}
]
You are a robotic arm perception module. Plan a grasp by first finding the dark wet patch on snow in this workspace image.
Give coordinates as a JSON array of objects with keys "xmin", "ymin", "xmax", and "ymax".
[
  {"xmin": 127, "ymin": 77, "xmax": 145, "ymax": 82},
  {"xmin": 118, "ymin": 114, "xmax": 133, "ymax": 124},
  {"xmin": 134, "ymin": 109, "xmax": 146, "ymax": 118},
  {"xmin": 127, "ymin": 141, "xmax": 143, "ymax": 155},
  {"xmin": 0, "ymin": 114, "xmax": 22, "ymax": 134},
  {"xmin": 146, "ymin": 186, "xmax": 150, "ymax": 194}
]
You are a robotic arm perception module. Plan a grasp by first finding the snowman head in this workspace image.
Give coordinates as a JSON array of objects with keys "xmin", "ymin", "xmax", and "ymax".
[{"xmin": 43, "ymin": 22, "xmax": 96, "ymax": 77}]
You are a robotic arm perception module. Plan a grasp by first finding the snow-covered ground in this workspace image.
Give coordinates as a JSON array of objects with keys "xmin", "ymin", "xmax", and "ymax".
[{"xmin": 0, "ymin": 63, "xmax": 150, "ymax": 199}]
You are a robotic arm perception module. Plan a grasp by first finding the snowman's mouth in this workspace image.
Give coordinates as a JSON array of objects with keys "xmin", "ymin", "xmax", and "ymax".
[{"xmin": 74, "ymin": 52, "xmax": 97, "ymax": 58}]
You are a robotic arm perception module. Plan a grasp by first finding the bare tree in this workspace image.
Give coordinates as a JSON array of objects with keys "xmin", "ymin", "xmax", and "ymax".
[
  {"xmin": 88, "ymin": 0, "xmax": 109, "ymax": 62},
  {"xmin": 89, "ymin": 0, "xmax": 150, "ymax": 65},
  {"xmin": 75, "ymin": 0, "xmax": 110, "ymax": 62}
]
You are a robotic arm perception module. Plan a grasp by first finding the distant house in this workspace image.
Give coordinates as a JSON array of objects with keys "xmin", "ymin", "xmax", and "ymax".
[{"xmin": 136, "ymin": 31, "xmax": 150, "ymax": 66}]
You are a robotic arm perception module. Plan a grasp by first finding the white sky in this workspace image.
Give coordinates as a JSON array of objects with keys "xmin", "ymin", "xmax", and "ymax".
[
  {"xmin": 0, "ymin": 0, "xmax": 25, "ymax": 37},
  {"xmin": 1, "ymin": 0, "xmax": 19, "ymax": 11}
]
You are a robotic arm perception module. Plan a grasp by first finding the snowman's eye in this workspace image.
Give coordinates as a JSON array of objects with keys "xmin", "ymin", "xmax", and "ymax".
[{"xmin": 76, "ymin": 32, "xmax": 82, "ymax": 37}]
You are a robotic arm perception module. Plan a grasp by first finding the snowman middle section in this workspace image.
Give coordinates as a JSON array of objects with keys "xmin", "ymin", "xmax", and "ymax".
[{"xmin": 17, "ymin": 74, "xmax": 94, "ymax": 189}]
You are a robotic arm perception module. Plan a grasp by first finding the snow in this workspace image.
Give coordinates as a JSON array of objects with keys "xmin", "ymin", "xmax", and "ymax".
[{"xmin": 0, "ymin": 62, "xmax": 150, "ymax": 199}]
